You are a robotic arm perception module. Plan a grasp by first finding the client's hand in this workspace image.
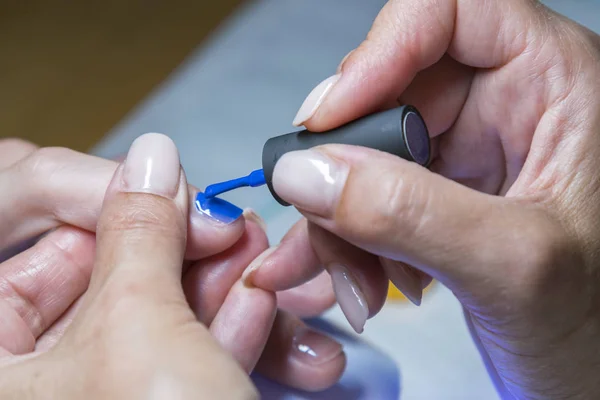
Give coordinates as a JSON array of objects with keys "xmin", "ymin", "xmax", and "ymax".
[
  {"xmin": 0, "ymin": 133, "xmax": 265, "ymax": 398},
  {"xmin": 0, "ymin": 136, "xmax": 345, "ymax": 393}
]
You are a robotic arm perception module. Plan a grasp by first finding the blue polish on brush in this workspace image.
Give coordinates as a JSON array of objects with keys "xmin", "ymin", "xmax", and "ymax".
[
  {"xmin": 195, "ymin": 170, "xmax": 264, "ymax": 224},
  {"xmin": 204, "ymin": 169, "xmax": 266, "ymax": 198}
]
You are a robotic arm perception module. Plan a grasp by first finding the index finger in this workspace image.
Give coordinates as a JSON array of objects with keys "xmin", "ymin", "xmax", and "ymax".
[
  {"xmin": 0, "ymin": 147, "xmax": 245, "ymax": 259},
  {"xmin": 297, "ymin": 0, "xmax": 538, "ymax": 131}
]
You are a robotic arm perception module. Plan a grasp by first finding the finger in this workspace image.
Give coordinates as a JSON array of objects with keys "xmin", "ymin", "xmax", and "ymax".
[
  {"xmin": 271, "ymin": 144, "xmax": 548, "ymax": 293},
  {"xmin": 0, "ymin": 147, "xmax": 245, "ymax": 258},
  {"xmin": 395, "ymin": 55, "xmax": 474, "ymax": 137},
  {"xmin": 183, "ymin": 214, "xmax": 269, "ymax": 325},
  {"xmin": 255, "ymin": 311, "xmax": 346, "ymax": 392},
  {"xmin": 247, "ymin": 220, "xmax": 384, "ymax": 327},
  {"xmin": 431, "ymin": 75, "xmax": 526, "ymax": 195},
  {"xmin": 84, "ymin": 133, "xmax": 188, "ymax": 297},
  {"xmin": 187, "ymin": 191, "xmax": 246, "ymax": 260},
  {"xmin": 0, "ymin": 227, "xmax": 95, "ymax": 355},
  {"xmin": 249, "ymin": 218, "xmax": 323, "ymax": 292},
  {"xmin": 308, "ymin": 224, "xmax": 388, "ymax": 334},
  {"xmin": 35, "ymin": 296, "xmax": 84, "ymax": 352},
  {"xmin": 293, "ymin": 0, "xmax": 536, "ymax": 130},
  {"xmin": 276, "ymin": 271, "xmax": 335, "ymax": 318},
  {"xmin": 0, "ymin": 138, "xmax": 38, "ymax": 169},
  {"xmin": 209, "ymin": 280, "xmax": 276, "ymax": 372}
]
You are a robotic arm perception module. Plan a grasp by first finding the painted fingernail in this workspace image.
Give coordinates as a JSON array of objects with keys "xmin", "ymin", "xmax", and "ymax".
[
  {"xmin": 241, "ymin": 246, "xmax": 279, "ymax": 286},
  {"xmin": 293, "ymin": 74, "xmax": 341, "ymax": 126},
  {"xmin": 381, "ymin": 258, "xmax": 423, "ymax": 306},
  {"xmin": 272, "ymin": 150, "xmax": 348, "ymax": 216},
  {"xmin": 195, "ymin": 192, "xmax": 243, "ymax": 224},
  {"xmin": 243, "ymin": 208, "xmax": 267, "ymax": 232},
  {"xmin": 329, "ymin": 264, "xmax": 369, "ymax": 334},
  {"xmin": 292, "ymin": 325, "xmax": 343, "ymax": 366},
  {"xmin": 122, "ymin": 133, "xmax": 180, "ymax": 198}
]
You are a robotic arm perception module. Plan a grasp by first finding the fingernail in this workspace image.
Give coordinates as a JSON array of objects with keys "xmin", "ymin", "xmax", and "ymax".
[
  {"xmin": 292, "ymin": 325, "xmax": 343, "ymax": 366},
  {"xmin": 329, "ymin": 264, "xmax": 369, "ymax": 334},
  {"xmin": 272, "ymin": 150, "xmax": 348, "ymax": 216},
  {"xmin": 241, "ymin": 246, "xmax": 279, "ymax": 286},
  {"xmin": 293, "ymin": 74, "xmax": 341, "ymax": 126},
  {"xmin": 381, "ymin": 258, "xmax": 423, "ymax": 306},
  {"xmin": 243, "ymin": 208, "xmax": 267, "ymax": 232},
  {"xmin": 123, "ymin": 133, "xmax": 180, "ymax": 198},
  {"xmin": 336, "ymin": 49, "xmax": 354, "ymax": 73},
  {"xmin": 395, "ymin": 280, "xmax": 423, "ymax": 306},
  {"xmin": 195, "ymin": 191, "xmax": 243, "ymax": 224}
]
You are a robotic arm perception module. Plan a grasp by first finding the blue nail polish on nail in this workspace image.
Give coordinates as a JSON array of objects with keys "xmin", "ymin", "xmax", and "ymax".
[{"xmin": 195, "ymin": 191, "xmax": 243, "ymax": 224}]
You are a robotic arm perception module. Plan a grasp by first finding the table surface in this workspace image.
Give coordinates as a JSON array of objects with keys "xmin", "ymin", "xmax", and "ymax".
[{"xmin": 93, "ymin": 1, "xmax": 600, "ymax": 398}]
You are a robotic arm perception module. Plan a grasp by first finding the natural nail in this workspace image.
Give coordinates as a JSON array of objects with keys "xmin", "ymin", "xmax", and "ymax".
[
  {"xmin": 272, "ymin": 150, "xmax": 348, "ymax": 216},
  {"xmin": 241, "ymin": 246, "xmax": 279, "ymax": 286},
  {"xmin": 122, "ymin": 133, "xmax": 180, "ymax": 198},
  {"xmin": 329, "ymin": 264, "xmax": 369, "ymax": 334},
  {"xmin": 381, "ymin": 258, "xmax": 423, "ymax": 306},
  {"xmin": 292, "ymin": 325, "xmax": 343, "ymax": 366},
  {"xmin": 293, "ymin": 74, "xmax": 341, "ymax": 126}
]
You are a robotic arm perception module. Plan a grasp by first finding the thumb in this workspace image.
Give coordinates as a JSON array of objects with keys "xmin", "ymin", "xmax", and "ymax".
[
  {"xmin": 271, "ymin": 144, "xmax": 559, "ymax": 291},
  {"xmin": 292, "ymin": 0, "xmax": 535, "ymax": 131},
  {"xmin": 88, "ymin": 132, "xmax": 188, "ymax": 298}
]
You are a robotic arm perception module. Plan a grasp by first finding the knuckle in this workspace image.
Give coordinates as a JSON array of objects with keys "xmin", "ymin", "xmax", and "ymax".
[
  {"xmin": 100, "ymin": 194, "xmax": 186, "ymax": 240},
  {"xmin": 17, "ymin": 147, "xmax": 78, "ymax": 206},
  {"xmin": 0, "ymin": 138, "xmax": 38, "ymax": 169},
  {"xmin": 339, "ymin": 164, "xmax": 432, "ymax": 246},
  {"xmin": 20, "ymin": 147, "xmax": 76, "ymax": 183},
  {"xmin": 367, "ymin": 170, "xmax": 430, "ymax": 242},
  {"xmin": 0, "ymin": 138, "xmax": 38, "ymax": 154}
]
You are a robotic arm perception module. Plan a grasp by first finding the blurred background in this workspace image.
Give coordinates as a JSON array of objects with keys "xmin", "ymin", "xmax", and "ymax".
[
  {"xmin": 1, "ymin": 1, "xmax": 599, "ymax": 399},
  {"xmin": 0, "ymin": 1, "xmax": 243, "ymax": 150},
  {"xmin": 2, "ymin": 1, "xmax": 599, "ymax": 150}
]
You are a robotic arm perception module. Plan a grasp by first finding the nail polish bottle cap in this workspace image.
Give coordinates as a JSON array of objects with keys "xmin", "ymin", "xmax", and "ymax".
[{"xmin": 262, "ymin": 105, "xmax": 431, "ymax": 206}]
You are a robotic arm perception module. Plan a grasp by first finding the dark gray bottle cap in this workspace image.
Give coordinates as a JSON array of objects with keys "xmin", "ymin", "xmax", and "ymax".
[{"xmin": 262, "ymin": 105, "xmax": 431, "ymax": 206}]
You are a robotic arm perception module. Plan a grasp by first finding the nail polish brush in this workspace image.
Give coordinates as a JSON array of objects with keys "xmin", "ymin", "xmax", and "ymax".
[{"xmin": 203, "ymin": 105, "xmax": 431, "ymax": 206}]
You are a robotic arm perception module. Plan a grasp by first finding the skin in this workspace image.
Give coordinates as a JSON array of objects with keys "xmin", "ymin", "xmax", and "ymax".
[
  {"xmin": 3, "ymin": 1, "xmax": 598, "ymax": 397},
  {"xmin": 0, "ymin": 148, "xmax": 260, "ymax": 398},
  {"xmin": 249, "ymin": 1, "xmax": 600, "ymax": 399},
  {"xmin": 0, "ymin": 138, "xmax": 344, "ymax": 394}
]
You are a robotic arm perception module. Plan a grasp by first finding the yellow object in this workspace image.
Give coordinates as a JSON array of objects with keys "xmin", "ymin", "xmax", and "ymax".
[
  {"xmin": 386, "ymin": 280, "xmax": 434, "ymax": 301},
  {"xmin": 387, "ymin": 282, "xmax": 409, "ymax": 300}
]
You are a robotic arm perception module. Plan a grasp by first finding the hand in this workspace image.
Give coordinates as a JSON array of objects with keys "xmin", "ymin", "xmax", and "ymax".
[
  {"xmin": 247, "ymin": 1, "xmax": 600, "ymax": 399},
  {"xmin": 0, "ymin": 136, "xmax": 344, "ymax": 393},
  {"xmin": 0, "ymin": 133, "xmax": 262, "ymax": 398}
]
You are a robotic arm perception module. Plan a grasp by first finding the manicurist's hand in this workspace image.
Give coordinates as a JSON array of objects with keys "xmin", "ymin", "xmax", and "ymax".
[
  {"xmin": 0, "ymin": 135, "xmax": 344, "ymax": 394},
  {"xmin": 247, "ymin": 1, "xmax": 600, "ymax": 398}
]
